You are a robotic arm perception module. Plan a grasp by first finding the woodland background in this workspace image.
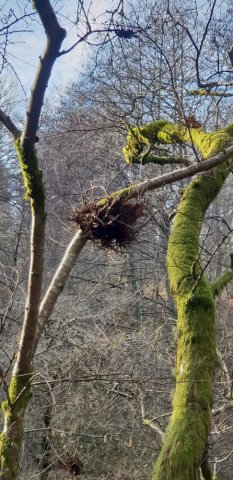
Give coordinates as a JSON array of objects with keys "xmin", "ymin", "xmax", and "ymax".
[{"xmin": 0, "ymin": 0, "xmax": 233, "ymax": 478}]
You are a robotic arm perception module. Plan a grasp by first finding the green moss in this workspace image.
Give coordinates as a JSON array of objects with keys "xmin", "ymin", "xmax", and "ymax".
[
  {"xmin": 0, "ymin": 431, "xmax": 21, "ymax": 478},
  {"xmin": 146, "ymin": 121, "xmax": 233, "ymax": 479},
  {"xmin": 97, "ymin": 184, "xmax": 136, "ymax": 206},
  {"xmin": 9, "ymin": 375, "xmax": 32, "ymax": 414},
  {"xmin": 121, "ymin": 119, "xmax": 233, "ymax": 478},
  {"xmin": 190, "ymin": 89, "xmax": 208, "ymax": 95},
  {"xmin": 15, "ymin": 139, "xmax": 46, "ymax": 217},
  {"xmin": 0, "ymin": 376, "xmax": 32, "ymax": 478},
  {"xmin": 1, "ymin": 401, "xmax": 11, "ymax": 418},
  {"xmin": 0, "ymin": 430, "xmax": 20, "ymax": 478},
  {"xmin": 1, "ymin": 375, "xmax": 32, "ymax": 421},
  {"xmin": 123, "ymin": 119, "xmax": 233, "ymax": 165},
  {"xmin": 201, "ymin": 458, "xmax": 213, "ymax": 480},
  {"xmin": 123, "ymin": 121, "xmax": 184, "ymax": 164},
  {"xmin": 212, "ymin": 271, "xmax": 233, "ymax": 296}
]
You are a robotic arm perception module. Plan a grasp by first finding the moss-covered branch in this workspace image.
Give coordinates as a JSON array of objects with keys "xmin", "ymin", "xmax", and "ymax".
[
  {"xmin": 126, "ymin": 143, "xmax": 188, "ymax": 165},
  {"xmin": 123, "ymin": 119, "xmax": 233, "ymax": 164},
  {"xmin": 153, "ymin": 122, "xmax": 232, "ymax": 478},
  {"xmin": 122, "ymin": 120, "xmax": 233, "ymax": 480},
  {"xmin": 136, "ymin": 153, "xmax": 188, "ymax": 165},
  {"xmin": 189, "ymin": 89, "xmax": 233, "ymax": 97},
  {"xmin": 212, "ymin": 271, "xmax": 233, "ymax": 296},
  {"xmin": 212, "ymin": 254, "xmax": 233, "ymax": 296}
]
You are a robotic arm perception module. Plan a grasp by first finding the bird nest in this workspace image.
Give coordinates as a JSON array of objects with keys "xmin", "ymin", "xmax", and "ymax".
[{"xmin": 69, "ymin": 196, "xmax": 145, "ymax": 250}]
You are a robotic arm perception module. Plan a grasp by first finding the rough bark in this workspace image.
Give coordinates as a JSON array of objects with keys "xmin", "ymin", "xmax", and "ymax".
[
  {"xmin": 0, "ymin": 140, "xmax": 46, "ymax": 478},
  {"xmin": 0, "ymin": 375, "xmax": 32, "ymax": 480}
]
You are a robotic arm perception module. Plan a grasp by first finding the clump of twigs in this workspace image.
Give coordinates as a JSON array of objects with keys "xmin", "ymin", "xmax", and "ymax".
[{"xmin": 69, "ymin": 196, "xmax": 145, "ymax": 250}]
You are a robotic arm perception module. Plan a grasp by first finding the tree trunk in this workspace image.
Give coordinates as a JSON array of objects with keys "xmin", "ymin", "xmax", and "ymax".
[
  {"xmin": 148, "ymin": 124, "xmax": 233, "ymax": 478},
  {"xmin": 122, "ymin": 119, "xmax": 233, "ymax": 478},
  {"xmin": 0, "ymin": 145, "xmax": 46, "ymax": 478},
  {"xmin": 0, "ymin": 375, "xmax": 32, "ymax": 479}
]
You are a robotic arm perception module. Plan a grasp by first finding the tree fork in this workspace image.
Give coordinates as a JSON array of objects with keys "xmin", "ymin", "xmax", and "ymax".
[
  {"xmin": 154, "ymin": 122, "xmax": 233, "ymax": 479},
  {"xmin": 123, "ymin": 120, "xmax": 233, "ymax": 479}
]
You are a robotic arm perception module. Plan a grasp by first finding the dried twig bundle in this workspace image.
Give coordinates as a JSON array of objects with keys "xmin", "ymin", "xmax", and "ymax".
[{"xmin": 69, "ymin": 197, "xmax": 145, "ymax": 250}]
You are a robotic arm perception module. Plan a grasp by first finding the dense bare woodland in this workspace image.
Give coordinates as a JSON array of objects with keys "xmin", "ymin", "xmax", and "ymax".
[{"xmin": 0, "ymin": 1, "xmax": 233, "ymax": 479}]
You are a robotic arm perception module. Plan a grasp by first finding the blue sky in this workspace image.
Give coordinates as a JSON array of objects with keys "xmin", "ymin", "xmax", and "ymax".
[{"xmin": 5, "ymin": 0, "xmax": 120, "ymax": 99}]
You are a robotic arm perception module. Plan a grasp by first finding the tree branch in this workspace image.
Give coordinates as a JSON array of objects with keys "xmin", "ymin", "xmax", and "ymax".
[
  {"xmin": 189, "ymin": 89, "xmax": 233, "ymax": 97},
  {"xmin": 21, "ymin": 0, "xmax": 66, "ymax": 149},
  {"xmin": 212, "ymin": 254, "xmax": 233, "ymax": 296},
  {"xmin": 33, "ymin": 229, "xmax": 87, "ymax": 353},
  {"xmin": 106, "ymin": 143, "xmax": 233, "ymax": 203},
  {"xmin": 30, "ymin": 128, "xmax": 233, "ymax": 357},
  {"xmin": 0, "ymin": 108, "xmax": 21, "ymax": 138},
  {"xmin": 140, "ymin": 395, "xmax": 164, "ymax": 439}
]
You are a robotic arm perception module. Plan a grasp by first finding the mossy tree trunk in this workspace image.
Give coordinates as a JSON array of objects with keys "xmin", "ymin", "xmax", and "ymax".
[
  {"xmin": 0, "ymin": 143, "xmax": 47, "ymax": 480},
  {"xmin": 123, "ymin": 121, "xmax": 233, "ymax": 479},
  {"xmin": 0, "ymin": 2, "xmax": 66, "ymax": 478}
]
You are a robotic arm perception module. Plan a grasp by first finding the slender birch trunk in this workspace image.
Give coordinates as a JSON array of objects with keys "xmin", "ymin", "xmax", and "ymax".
[{"xmin": 0, "ymin": 2, "xmax": 66, "ymax": 478}]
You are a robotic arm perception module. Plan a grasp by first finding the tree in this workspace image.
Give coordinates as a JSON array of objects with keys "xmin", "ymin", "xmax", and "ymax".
[
  {"xmin": 0, "ymin": 1, "xmax": 233, "ymax": 479},
  {"xmin": 0, "ymin": 1, "xmax": 142, "ymax": 477},
  {"xmin": 123, "ymin": 120, "xmax": 233, "ymax": 479}
]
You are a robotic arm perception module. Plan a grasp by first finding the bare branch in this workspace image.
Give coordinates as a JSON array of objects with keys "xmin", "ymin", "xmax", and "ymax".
[
  {"xmin": 33, "ymin": 230, "xmax": 87, "ymax": 353},
  {"xmin": 0, "ymin": 108, "xmax": 21, "ymax": 138},
  {"xmin": 140, "ymin": 395, "xmax": 164, "ymax": 439},
  {"xmin": 14, "ymin": 0, "xmax": 66, "ymax": 374},
  {"xmin": 21, "ymin": 0, "xmax": 66, "ymax": 149},
  {"xmin": 59, "ymin": 27, "xmax": 141, "ymax": 57},
  {"xmin": 0, "ymin": 12, "xmax": 35, "ymax": 34}
]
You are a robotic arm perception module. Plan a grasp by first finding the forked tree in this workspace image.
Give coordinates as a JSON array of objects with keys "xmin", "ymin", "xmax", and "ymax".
[
  {"xmin": 123, "ymin": 121, "xmax": 233, "ymax": 479},
  {"xmin": 0, "ymin": 1, "xmax": 233, "ymax": 479}
]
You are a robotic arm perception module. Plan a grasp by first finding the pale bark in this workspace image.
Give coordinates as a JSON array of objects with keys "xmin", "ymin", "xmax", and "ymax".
[
  {"xmin": 0, "ymin": 2, "xmax": 67, "ymax": 478},
  {"xmin": 14, "ymin": 215, "xmax": 46, "ymax": 374},
  {"xmin": 33, "ymin": 229, "xmax": 87, "ymax": 353}
]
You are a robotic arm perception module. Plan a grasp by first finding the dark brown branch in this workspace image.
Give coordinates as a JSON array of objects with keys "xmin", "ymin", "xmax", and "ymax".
[
  {"xmin": 229, "ymin": 47, "xmax": 233, "ymax": 68},
  {"xmin": 0, "ymin": 13, "xmax": 35, "ymax": 34},
  {"xmin": 59, "ymin": 27, "xmax": 140, "ymax": 56}
]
